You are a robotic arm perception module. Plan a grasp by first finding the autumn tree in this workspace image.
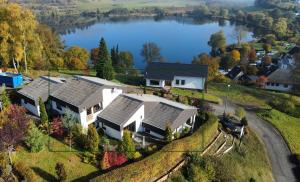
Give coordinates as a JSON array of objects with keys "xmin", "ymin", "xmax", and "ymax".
[
  {"xmin": 262, "ymin": 56, "xmax": 272, "ymax": 65},
  {"xmin": 192, "ymin": 53, "xmax": 220, "ymax": 81},
  {"xmin": 208, "ymin": 30, "xmax": 226, "ymax": 56},
  {"xmin": 64, "ymin": 46, "xmax": 89, "ymax": 70},
  {"xmin": 231, "ymin": 50, "xmax": 241, "ymax": 61},
  {"xmin": 248, "ymin": 49, "xmax": 257, "ymax": 63},
  {"xmin": 273, "ymin": 18, "xmax": 287, "ymax": 38},
  {"xmin": 87, "ymin": 125, "xmax": 99, "ymax": 154},
  {"xmin": 220, "ymin": 54, "xmax": 236, "ymax": 71},
  {"xmin": 101, "ymin": 151, "xmax": 110, "ymax": 170},
  {"xmin": 0, "ymin": 105, "xmax": 30, "ymax": 163},
  {"xmin": 246, "ymin": 65, "xmax": 258, "ymax": 75},
  {"xmin": 140, "ymin": 42, "xmax": 161, "ymax": 64},
  {"xmin": 90, "ymin": 48, "xmax": 99, "ymax": 66},
  {"xmin": 263, "ymin": 44, "xmax": 272, "ymax": 54}
]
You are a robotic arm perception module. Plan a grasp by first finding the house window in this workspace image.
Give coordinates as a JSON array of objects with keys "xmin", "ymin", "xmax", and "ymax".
[
  {"xmin": 181, "ymin": 80, "xmax": 186, "ymax": 85},
  {"xmin": 93, "ymin": 104, "xmax": 101, "ymax": 113},
  {"xmin": 87, "ymin": 107, "xmax": 92, "ymax": 115},
  {"xmin": 150, "ymin": 80, "xmax": 159, "ymax": 85},
  {"xmin": 102, "ymin": 122, "xmax": 106, "ymax": 130},
  {"xmin": 175, "ymin": 80, "xmax": 180, "ymax": 85},
  {"xmin": 276, "ymin": 83, "xmax": 279, "ymax": 86},
  {"xmin": 266, "ymin": 82, "xmax": 270, "ymax": 86},
  {"xmin": 145, "ymin": 128, "xmax": 150, "ymax": 133},
  {"xmin": 284, "ymin": 84, "xmax": 289, "ymax": 88},
  {"xmin": 271, "ymin": 83, "xmax": 275, "ymax": 86},
  {"xmin": 56, "ymin": 103, "xmax": 62, "ymax": 110},
  {"xmin": 23, "ymin": 99, "xmax": 27, "ymax": 104}
]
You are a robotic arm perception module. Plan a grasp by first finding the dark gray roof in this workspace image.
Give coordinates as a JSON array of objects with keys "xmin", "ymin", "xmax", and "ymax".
[
  {"xmin": 144, "ymin": 102, "xmax": 197, "ymax": 131},
  {"xmin": 98, "ymin": 95, "xmax": 144, "ymax": 126},
  {"xmin": 227, "ymin": 66, "xmax": 242, "ymax": 79},
  {"xmin": 145, "ymin": 62, "xmax": 208, "ymax": 80},
  {"xmin": 18, "ymin": 76, "xmax": 64, "ymax": 103},
  {"xmin": 268, "ymin": 69, "xmax": 299, "ymax": 85},
  {"xmin": 50, "ymin": 76, "xmax": 106, "ymax": 110}
]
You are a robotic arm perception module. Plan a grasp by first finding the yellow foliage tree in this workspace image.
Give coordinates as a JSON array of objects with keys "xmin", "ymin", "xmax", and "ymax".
[{"xmin": 231, "ymin": 50, "xmax": 241, "ymax": 61}]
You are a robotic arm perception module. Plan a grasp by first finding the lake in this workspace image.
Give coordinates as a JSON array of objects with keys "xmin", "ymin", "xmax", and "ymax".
[{"xmin": 61, "ymin": 18, "xmax": 254, "ymax": 69}]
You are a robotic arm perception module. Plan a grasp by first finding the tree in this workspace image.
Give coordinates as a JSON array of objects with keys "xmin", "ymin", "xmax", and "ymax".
[
  {"xmin": 265, "ymin": 34, "xmax": 276, "ymax": 45},
  {"xmin": 273, "ymin": 18, "xmax": 287, "ymax": 37},
  {"xmin": 241, "ymin": 117, "xmax": 248, "ymax": 126},
  {"xmin": 0, "ymin": 105, "xmax": 30, "ymax": 163},
  {"xmin": 232, "ymin": 26, "xmax": 247, "ymax": 46},
  {"xmin": 55, "ymin": 162, "xmax": 67, "ymax": 182},
  {"xmin": 0, "ymin": 85, "xmax": 10, "ymax": 110},
  {"xmin": 140, "ymin": 42, "xmax": 161, "ymax": 64},
  {"xmin": 165, "ymin": 125, "xmax": 173, "ymax": 142},
  {"xmin": 101, "ymin": 151, "xmax": 110, "ymax": 170},
  {"xmin": 24, "ymin": 122, "xmax": 45, "ymax": 152},
  {"xmin": 248, "ymin": 49, "xmax": 257, "ymax": 63},
  {"xmin": 111, "ymin": 46, "xmax": 120, "ymax": 69},
  {"xmin": 231, "ymin": 50, "xmax": 241, "ymax": 61},
  {"xmin": 87, "ymin": 125, "xmax": 99, "ymax": 154},
  {"xmin": 262, "ymin": 56, "xmax": 272, "ymax": 65},
  {"xmin": 220, "ymin": 54, "xmax": 236, "ymax": 71},
  {"xmin": 50, "ymin": 117, "xmax": 64, "ymax": 138},
  {"xmin": 208, "ymin": 31, "xmax": 226, "ymax": 56},
  {"xmin": 192, "ymin": 53, "xmax": 220, "ymax": 81},
  {"xmin": 246, "ymin": 65, "xmax": 258, "ymax": 75},
  {"xmin": 96, "ymin": 38, "xmax": 114, "ymax": 80},
  {"xmin": 64, "ymin": 46, "xmax": 89, "ymax": 70},
  {"xmin": 38, "ymin": 97, "xmax": 48, "ymax": 127},
  {"xmin": 263, "ymin": 44, "xmax": 272, "ymax": 53},
  {"xmin": 96, "ymin": 38, "xmax": 110, "ymax": 77},
  {"xmin": 90, "ymin": 48, "xmax": 99, "ymax": 66},
  {"xmin": 119, "ymin": 130, "xmax": 135, "ymax": 159},
  {"xmin": 62, "ymin": 109, "xmax": 78, "ymax": 150}
]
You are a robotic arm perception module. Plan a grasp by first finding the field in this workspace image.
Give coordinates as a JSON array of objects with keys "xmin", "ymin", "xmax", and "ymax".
[{"xmin": 14, "ymin": 136, "xmax": 98, "ymax": 182}]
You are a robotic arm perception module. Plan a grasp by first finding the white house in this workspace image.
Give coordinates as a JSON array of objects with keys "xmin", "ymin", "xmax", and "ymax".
[
  {"xmin": 18, "ymin": 75, "xmax": 198, "ymax": 140},
  {"xmin": 145, "ymin": 62, "xmax": 208, "ymax": 90},
  {"xmin": 264, "ymin": 68, "xmax": 298, "ymax": 92},
  {"xmin": 18, "ymin": 76, "xmax": 65, "ymax": 116}
]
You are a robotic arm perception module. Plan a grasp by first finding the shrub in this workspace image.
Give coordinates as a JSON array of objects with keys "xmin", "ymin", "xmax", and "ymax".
[
  {"xmin": 174, "ymin": 132, "xmax": 180, "ymax": 139},
  {"xmin": 72, "ymin": 124, "xmax": 87, "ymax": 149},
  {"xmin": 133, "ymin": 152, "xmax": 142, "ymax": 161},
  {"xmin": 119, "ymin": 130, "xmax": 136, "ymax": 159},
  {"xmin": 55, "ymin": 162, "xmax": 67, "ymax": 182},
  {"xmin": 269, "ymin": 98, "xmax": 295, "ymax": 114},
  {"xmin": 182, "ymin": 127, "xmax": 190, "ymax": 136},
  {"xmin": 0, "ymin": 85, "xmax": 10, "ymax": 109},
  {"xmin": 235, "ymin": 107, "xmax": 246, "ymax": 119},
  {"xmin": 165, "ymin": 125, "xmax": 173, "ymax": 142},
  {"xmin": 24, "ymin": 122, "xmax": 46, "ymax": 153},
  {"xmin": 87, "ymin": 125, "xmax": 100, "ymax": 154},
  {"xmin": 14, "ymin": 162, "xmax": 37, "ymax": 181},
  {"xmin": 171, "ymin": 172, "xmax": 188, "ymax": 182},
  {"xmin": 50, "ymin": 117, "xmax": 64, "ymax": 138},
  {"xmin": 241, "ymin": 117, "xmax": 248, "ymax": 126},
  {"xmin": 38, "ymin": 97, "xmax": 48, "ymax": 128},
  {"xmin": 101, "ymin": 151, "xmax": 127, "ymax": 170},
  {"xmin": 81, "ymin": 152, "xmax": 96, "ymax": 164}
]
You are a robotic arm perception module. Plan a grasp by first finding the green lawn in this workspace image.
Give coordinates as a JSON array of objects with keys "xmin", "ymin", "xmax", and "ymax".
[
  {"xmin": 257, "ymin": 109, "xmax": 300, "ymax": 154},
  {"xmin": 14, "ymin": 136, "xmax": 98, "ymax": 182},
  {"xmin": 171, "ymin": 87, "xmax": 222, "ymax": 104},
  {"xmin": 220, "ymin": 130, "xmax": 274, "ymax": 181}
]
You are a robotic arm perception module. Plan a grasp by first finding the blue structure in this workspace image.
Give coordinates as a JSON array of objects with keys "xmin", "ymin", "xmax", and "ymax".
[{"xmin": 0, "ymin": 72, "xmax": 23, "ymax": 88}]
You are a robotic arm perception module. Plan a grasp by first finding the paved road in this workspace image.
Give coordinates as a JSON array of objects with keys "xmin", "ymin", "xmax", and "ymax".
[{"xmin": 211, "ymin": 102, "xmax": 298, "ymax": 182}]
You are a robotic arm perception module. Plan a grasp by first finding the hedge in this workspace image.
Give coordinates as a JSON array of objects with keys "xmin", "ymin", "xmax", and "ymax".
[{"xmin": 91, "ymin": 114, "xmax": 219, "ymax": 182}]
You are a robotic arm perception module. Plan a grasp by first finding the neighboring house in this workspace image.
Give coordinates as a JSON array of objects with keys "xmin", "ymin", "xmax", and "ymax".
[
  {"xmin": 17, "ymin": 76, "xmax": 65, "ymax": 116},
  {"xmin": 97, "ymin": 94, "xmax": 198, "ymax": 140},
  {"xmin": 264, "ymin": 69, "xmax": 298, "ymax": 92},
  {"xmin": 145, "ymin": 62, "xmax": 208, "ymax": 90},
  {"xmin": 278, "ymin": 46, "xmax": 300, "ymax": 69},
  {"xmin": 49, "ymin": 76, "xmax": 123, "ymax": 129},
  {"xmin": 0, "ymin": 72, "xmax": 23, "ymax": 88},
  {"xmin": 257, "ymin": 65, "xmax": 278, "ymax": 77},
  {"xmin": 226, "ymin": 66, "xmax": 244, "ymax": 80}
]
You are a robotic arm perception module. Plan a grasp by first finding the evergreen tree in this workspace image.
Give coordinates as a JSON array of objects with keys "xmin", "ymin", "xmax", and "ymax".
[
  {"xmin": 120, "ymin": 130, "xmax": 135, "ymax": 159},
  {"xmin": 25, "ymin": 122, "xmax": 45, "ymax": 152},
  {"xmin": 38, "ymin": 97, "xmax": 48, "ymax": 127},
  {"xmin": 165, "ymin": 125, "xmax": 173, "ymax": 142},
  {"xmin": 87, "ymin": 125, "xmax": 99, "ymax": 154},
  {"xmin": 96, "ymin": 38, "xmax": 114, "ymax": 79},
  {"xmin": 1, "ymin": 85, "xmax": 10, "ymax": 110}
]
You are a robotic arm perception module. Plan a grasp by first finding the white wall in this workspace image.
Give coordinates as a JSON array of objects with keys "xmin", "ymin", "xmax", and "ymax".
[
  {"xmin": 171, "ymin": 76, "xmax": 205, "ymax": 90},
  {"xmin": 265, "ymin": 83, "xmax": 293, "ymax": 92},
  {"xmin": 122, "ymin": 105, "xmax": 144, "ymax": 134},
  {"xmin": 102, "ymin": 88, "xmax": 122, "ymax": 108},
  {"xmin": 21, "ymin": 99, "xmax": 39, "ymax": 116},
  {"xmin": 146, "ymin": 79, "xmax": 165, "ymax": 88},
  {"xmin": 103, "ymin": 124, "xmax": 122, "ymax": 140}
]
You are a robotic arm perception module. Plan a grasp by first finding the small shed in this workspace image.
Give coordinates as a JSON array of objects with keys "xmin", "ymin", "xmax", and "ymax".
[{"xmin": 0, "ymin": 72, "xmax": 23, "ymax": 88}]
